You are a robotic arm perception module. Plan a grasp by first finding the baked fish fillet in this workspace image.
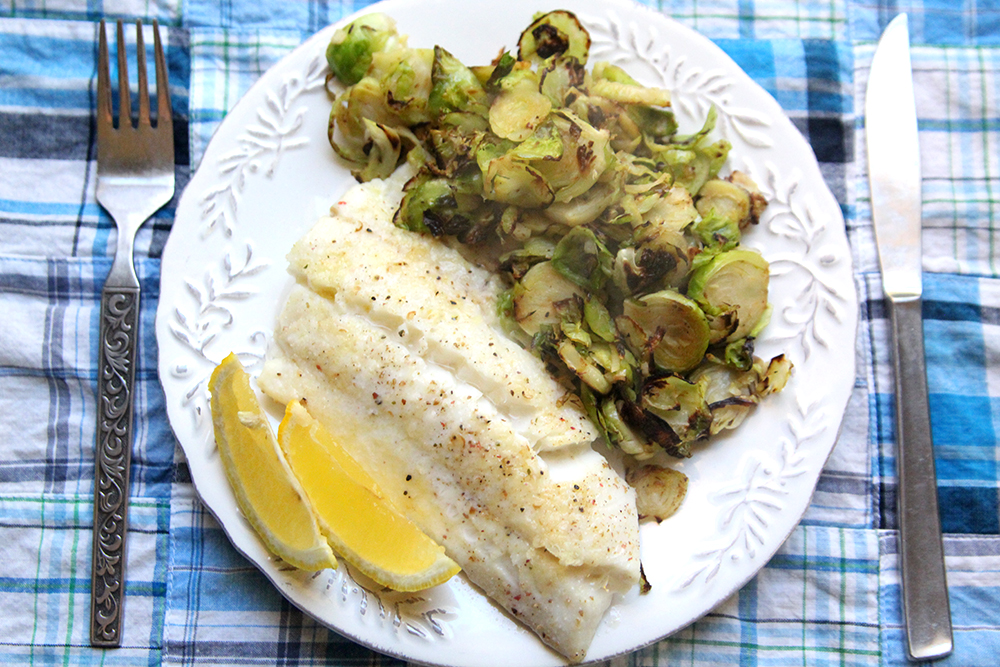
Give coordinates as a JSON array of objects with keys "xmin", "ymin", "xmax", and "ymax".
[{"xmin": 257, "ymin": 175, "xmax": 640, "ymax": 662}]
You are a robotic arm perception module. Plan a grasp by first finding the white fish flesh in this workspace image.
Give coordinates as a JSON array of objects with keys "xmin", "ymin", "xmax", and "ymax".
[{"xmin": 257, "ymin": 174, "xmax": 640, "ymax": 662}]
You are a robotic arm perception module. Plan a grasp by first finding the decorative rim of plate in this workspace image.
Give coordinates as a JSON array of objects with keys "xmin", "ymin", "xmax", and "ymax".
[{"xmin": 156, "ymin": 1, "xmax": 858, "ymax": 665}]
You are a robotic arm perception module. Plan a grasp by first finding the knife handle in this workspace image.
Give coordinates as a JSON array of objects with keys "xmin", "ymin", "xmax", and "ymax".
[{"xmin": 888, "ymin": 297, "xmax": 953, "ymax": 661}]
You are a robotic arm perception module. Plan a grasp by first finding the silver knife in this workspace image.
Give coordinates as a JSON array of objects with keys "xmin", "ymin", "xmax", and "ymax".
[{"xmin": 866, "ymin": 13, "xmax": 953, "ymax": 661}]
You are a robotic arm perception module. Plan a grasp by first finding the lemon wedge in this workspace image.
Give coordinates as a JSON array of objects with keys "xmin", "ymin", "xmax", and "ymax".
[
  {"xmin": 208, "ymin": 353, "xmax": 337, "ymax": 571},
  {"xmin": 277, "ymin": 400, "xmax": 461, "ymax": 592}
]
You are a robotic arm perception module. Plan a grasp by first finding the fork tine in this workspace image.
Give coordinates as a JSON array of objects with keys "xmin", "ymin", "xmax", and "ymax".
[
  {"xmin": 97, "ymin": 21, "xmax": 113, "ymax": 128},
  {"xmin": 115, "ymin": 20, "xmax": 131, "ymax": 127},
  {"xmin": 153, "ymin": 20, "xmax": 172, "ymax": 126},
  {"xmin": 135, "ymin": 21, "xmax": 150, "ymax": 126}
]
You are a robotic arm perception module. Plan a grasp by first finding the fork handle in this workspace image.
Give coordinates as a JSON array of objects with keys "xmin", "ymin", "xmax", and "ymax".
[{"xmin": 91, "ymin": 285, "xmax": 140, "ymax": 648}]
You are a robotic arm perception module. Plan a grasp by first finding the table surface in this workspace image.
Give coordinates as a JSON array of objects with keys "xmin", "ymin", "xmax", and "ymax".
[{"xmin": 3, "ymin": 0, "xmax": 1000, "ymax": 665}]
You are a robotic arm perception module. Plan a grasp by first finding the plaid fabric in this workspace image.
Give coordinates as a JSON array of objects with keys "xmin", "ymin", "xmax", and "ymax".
[{"xmin": 2, "ymin": 0, "xmax": 1000, "ymax": 665}]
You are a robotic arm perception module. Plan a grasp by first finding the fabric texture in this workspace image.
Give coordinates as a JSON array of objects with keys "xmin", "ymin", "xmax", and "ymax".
[{"xmin": 1, "ymin": 0, "xmax": 999, "ymax": 665}]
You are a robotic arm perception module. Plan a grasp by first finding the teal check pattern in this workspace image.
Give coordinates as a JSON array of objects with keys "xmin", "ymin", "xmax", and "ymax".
[{"xmin": 2, "ymin": 0, "xmax": 1000, "ymax": 664}]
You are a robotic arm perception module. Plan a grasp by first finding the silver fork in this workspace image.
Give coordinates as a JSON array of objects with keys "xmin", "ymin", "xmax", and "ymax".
[{"xmin": 91, "ymin": 18, "xmax": 174, "ymax": 648}]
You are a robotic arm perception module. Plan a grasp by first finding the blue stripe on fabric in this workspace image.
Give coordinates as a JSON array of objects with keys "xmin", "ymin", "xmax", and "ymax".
[
  {"xmin": 878, "ymin": 274, "xmax": 1000, "ymax": 535},
  {"xmin": 169, "ymin": 524, "xmax": 284, "ymax": 612},
  {"xmin": 717, "ymin": 39, "xmax": 780, "ymax": 101},
  {"xmin": 929, "ymin": 394, "xmax": 996, "ymax": 480},
  {"xmin": 803, "ymin": 39, "xmax": 852, "ymax": 113},
  {"xmin": 0, "ymin": 34, "xmax": 99, "ymax": 79},
  {"xmin": 0, "ymin": 198, "xmax": 103, "ymax": 218},
  {"xmin": 881, "ymin": 577, "xmax": 1000, "ymax": 666},
  {"xmin": 766, "ymin": 553, "xmax": 877, "ymax": 574},
  {"xmin": 738, "ymin": 577, "xmax": 758, "ymax": 667},
  {"xmin": 921, "ymin": 0, "xmax": 973, "ymax": 44},
  {"xmin": 44, "ymin": 259, "xmax": 69, "ymax": 496},
  {"xmin": 738, "ymin": 0, "xmax": 755, "ymax": 39},
  {"xmin": 0, "ymin": 88, "xmax": 95, "ymax": 111},
  {"xmin": 938, "ymin": 486, "xmax": 999, "ymax": 533}
]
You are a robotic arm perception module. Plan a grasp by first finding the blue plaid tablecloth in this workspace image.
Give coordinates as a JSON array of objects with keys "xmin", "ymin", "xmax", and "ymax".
[{"xmin": 2, "ymin": 0, "xmax": 1000, "ymax": 665}]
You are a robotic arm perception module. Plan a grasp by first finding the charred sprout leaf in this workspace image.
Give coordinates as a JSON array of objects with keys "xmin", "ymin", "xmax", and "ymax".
[
  {"xmin": 721, "ymin": 336, "xmax": 755, "ymax": 371},
  {"xmin": 696, "ymin": 177, "xmax": 754, "ymax": 230},
  {"xmin": 325, "ymin": 11, "xmax": 788, "ymax": 460},
  {"xmin": 688, "ymin": 355, "xmax": 792, "ymax": 434},
  {"xmin": 729, "ymin": 170, "xmax": 769, "ymax": 227},
  {"xmin": 430, "ymin": 46, "xmax": 490, "ymax": 117},
  {"xmin": 642, "ymin": 375, "xmax": 712, "ymax": 444},
  {"xmin": 601, "ymin": 398, "xmax": 657, "ymax": 458},
  {"xmin": 591, "ymin": 62, "xmax": 671, "ymax": 107},
  {"xmin": 513, "ymin": 261, "xmax": 585, "ymax": 336},
  {"xmin": 694, "ymin": 210, "xmax": 741, "ymax": 251},
  {"xmin": 628, "ymin": 104, "xmax": 678, "ymax": 141},
  {"xmin": 518, "ymin": 10, "xmax": 591, "ymax": 65},
  {"xmin": 394, "ymin": 172, "xmax": 459, "ymax": 234},
  {"xmin": 355, "ymin": 119, "xmax": 404, "ymax": 181},
  {"xmin": 759, "ymin": 354, "xmax": 793, "ymax": 396},
  {"xmin": 545, "ymin": 178, "xmax": 620, "ymax": 227},
  {"xmin": 558, "ymin": 340, "xmax": 612, "ymax": 394},
  {"xmin": 490, "ymin": 67, "xmax": 551, "ymax": 141},
  {"xmin": 641, "ymin": 185, "xmax": 700, "ymax": 233},
  {"xmin": 671, "ymin": 105, "xmax": 719, "ymax": 148},
  {"xmin": 329, "ymin": 76, "xmax": 395, "ymax": 165},
  {"xmin": 499, "ymin": 236, "xmax": 556, "ymax": 278},
  {"xmin": 533, "ymin": 111, "xmax": 612, "ymax": 203},
  {"xmin": 619, "ymin": 397, "xmax": 687, "ymax": 458},
  {"xmin": 369, "ymin": 47, "xmax": 434, "ymax": 125},
  {"xmin": 583, "ymin": 297, "xmax": 617, "ymax": 343},
  {"xmin": 647, "ymin": 108, "xmax": 731, "ymax": 194},
  {"xmin": 482, "ymin": 154, "xmax": 554, "ymax": 208},
  {"xmin": 511, "ymin": 120, "xmax": 563, "ymax": 161},
  {"xmin": 551, "ymin": 227, "xmax": 614, "ymax": 291},
  {"xmin": 484, "ymin": 51, "xmax": 517, "ymax": 93},
  {"xmin": 639, "ymin": 564, "xmax": 652, "ymax": 594},
  {"xmin": 687, "ymin": 249, "xmax": 770, "ymax": 342},
  {"xmin": 327, "ymin": 13, "xmax": 399, "ymax": 86},
  {"xmin": 626, "ymin": 465, "xmax": 688, "ymax": 522},
  {"xmin": 539, "ymin": 56, "xmax": 586, "ymax": 106},
  {"xmin": 623, "ymin": 290, "xmax": 710, "ymax": 373}
]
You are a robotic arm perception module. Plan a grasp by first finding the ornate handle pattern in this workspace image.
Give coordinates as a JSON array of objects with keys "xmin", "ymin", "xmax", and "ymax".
[{"xmin": 91, "ymin": 286, "xmax": 139, "ymax": 647}]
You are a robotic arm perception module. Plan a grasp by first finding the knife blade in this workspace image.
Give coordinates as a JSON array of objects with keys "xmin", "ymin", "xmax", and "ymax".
[{"xmin": 866, "ymin": 13, "xmax": 953, "ymax": 661}]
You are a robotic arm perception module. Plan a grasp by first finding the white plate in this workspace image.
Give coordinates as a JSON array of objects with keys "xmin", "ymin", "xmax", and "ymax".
[{"xmin": 156, "ymin": 1, "xmax": 858, "ymax": 664}]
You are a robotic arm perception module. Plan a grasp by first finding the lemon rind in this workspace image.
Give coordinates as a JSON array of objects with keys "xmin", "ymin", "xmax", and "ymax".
[
  {"xmin": 209, "ymin": 353, "xmax": 338, "ymax": 572},
  {"xmin": 278, "ymin": 400, "xmax": 461, "ymax": 592}
]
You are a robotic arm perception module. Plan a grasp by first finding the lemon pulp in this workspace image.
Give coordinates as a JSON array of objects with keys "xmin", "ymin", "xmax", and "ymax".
[
  {"xmin": 278, "ymin": 400, "xmax": 460, "ymax": 592},
  {"xmin": 208, "ymin": 353, "xmax": 337, "ymax": 571}
]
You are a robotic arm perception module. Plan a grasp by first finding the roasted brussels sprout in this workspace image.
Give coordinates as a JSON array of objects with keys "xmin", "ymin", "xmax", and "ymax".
[
  {"xmin": 642, "ymin": 375, "xmax": 712, "ymax": 444},
  {"xmin": 518, "ymin": 10, "xmax": 591, "ymax": 64},
  {"xmin": 324, "ymin": 10, "xmax": 789, "ymax": 461},
  {"xmin": 687, "ymin": 249, "xmax": 770, "ymax": 342},
  {"xmin": 626, "ymin": 465, "xmax": 688, "ymax": 522},
  {"xmin": 429, "ymin": 46, "xmax": 490, "ymax": 117},
  {"xmin": 551, "ymin": 227, "xmax": 613, "ymax": 291},
  {"xmin": 512, "ymin": 261, "xmax": 584, "ymax": 335},
  {"xmin": 623, "ymin": 290, "xmax": 710, "ymax": 373},
  {"xmin": 327, "ymin": 13, "xmax": 399, "ymax": 86}
]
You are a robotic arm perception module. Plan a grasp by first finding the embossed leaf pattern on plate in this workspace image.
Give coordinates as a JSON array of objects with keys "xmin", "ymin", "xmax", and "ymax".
[
  {"xmin": 677, "ymin": 394, "xmax": 828, "ymax": 590},
  {"xmin": 169, "ymin": 242, "xmax": 269, "ymax": 425},
  {"xmin": 199, "ymin": 55, "xmax": 326, "ymax": 239},
  {"xmin": 585, "ymin": 10, "xmax": 848, "ymax": 590},
  {"xmin": 587, "ymin": 12, "xmax": 774, "ymax": 149},
  {"xmin": 157, "ymin": 3, "xmax": 856, "ymax": 664}
]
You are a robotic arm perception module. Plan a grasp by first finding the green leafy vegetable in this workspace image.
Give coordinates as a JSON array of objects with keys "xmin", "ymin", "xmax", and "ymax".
[{"xmin": 324, "ymin": 10, "xmax": 791, "ymax": 462}]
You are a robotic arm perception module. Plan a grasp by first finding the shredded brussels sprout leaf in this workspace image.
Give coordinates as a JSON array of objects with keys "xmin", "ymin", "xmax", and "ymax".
[{"xmin": 325, "ymin": 10, "xmax": 791, "ymax": 465}]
